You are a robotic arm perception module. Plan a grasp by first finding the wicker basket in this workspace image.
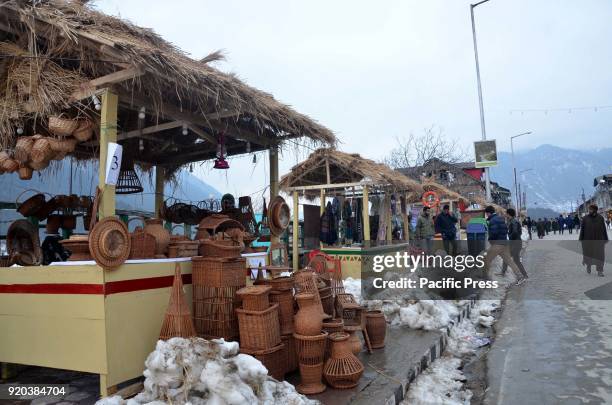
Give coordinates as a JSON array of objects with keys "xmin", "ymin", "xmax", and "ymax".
[
  {"xmin": 193, "ymin": 285, "xmax": 242, "ymax": 341},
  {"xmin": 29, "ymin": 159, "xmax": 49, "ymax": 171},
  {"xmin": 241, "ymin": 344, "xmax": 285, "ymax": 380},
  {"xmin": 167, "ymin": 240, "xmax": 199, "ymax": 258},
  {"xmin": 199, "ymin": 238, "xmax": 243, "ymax": 258},
  {"xmin": 14, "ymin": 136, "xmax": 34, "ymax": 163},
  {"xmin": 60, "ymin": 236, "xmax": 92, "ymax": 261},
  {"xmin": 236, "ymin": 303, "xmax": 281, "ymax": 350},
  {"xmin": 269, "ymin": 275, "xmax": 294, "ymax": 291},
  {"xmin": 192, "ymin": 256, "xmax": 246, "ymax": 288},
  {"xmin": 237, "ymin": 285, "xmax": 272, "ymax": 311},
  {"xmin": 281, "ymin": 333, "xmax": 299, "ymax": 373},
  {"xmin": 319, "ymin": 286, "xmax": 334, "ymax": 317},
  {"xmin": 2, "ymin": 158, "xmax": 19, "ymax": 173},
  {"xmin": 129, "ymin": 227, "xmax": 156, "ymax": 259},
  {"xmin": 48, "ymin": 116, "xmax": 78, "ymax": 137},
  {"xmin": 270, "ymin": 289, "xmax": 295, "ymax": 335},
  {"xmin": 18, "ymin": 164, "xmax": 33, "ymax": 180},
  {"xmin": 30, "ymin": 137, "xmax": 53, "ymax": 163},
  {"xmin": 48, "ymin": 137, "xmax": 78, "ymax": 154},
  {"xmin": 323, "ymin": 332, "xmax": 364, "ymax": 389},
  {"xmin": 73, "ymin": 119, "xmax": 93, "ymax": 142},
  {"xmin": 294, "ymin": 332, "xmax": 328, "ymax": 366}
]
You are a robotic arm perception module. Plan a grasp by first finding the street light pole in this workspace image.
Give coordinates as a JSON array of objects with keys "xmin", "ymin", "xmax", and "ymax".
[
  {"xmin": 470, "ymin": 0, "xmax": 492, "ymax": 202},
  {"xmin": 510, "ymin": 131, "xmax": 532, "ymax": 211},
  {"xmin": 518, "ymin": 168, "xmax": 533, "ymax": 212}
]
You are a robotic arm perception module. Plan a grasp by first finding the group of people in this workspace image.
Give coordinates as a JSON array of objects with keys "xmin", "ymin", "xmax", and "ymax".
[
  {"xmin": 414, "ymin": 204, "xmax": 528, "ymax": 285},
  {"xmin": 413, "ymin": 203, "xmax": 609, "ymax": 280},
  {"xmin": 523, "ymin": 214, "xmax": 581, "ymax": 239}
]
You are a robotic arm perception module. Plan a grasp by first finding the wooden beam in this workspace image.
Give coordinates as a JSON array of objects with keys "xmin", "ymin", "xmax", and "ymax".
[
  {"xmin": 187, "ymin": 125, "xmax": 217, "ymax": 144},
  {"xmin": 285, "ymin": 182, "xmax": 369, "ymax": 192},
  {"xmin": 71, "ymin": 67, "xmax": 145, "ymax": 101},
  {"xmin": 98, "ymin": 90, "xmax": 118, "ymax": 219},
  {"xmin": 293, "ymin": 191, "xmax": 299, "ymax": 272},
  {"xmin": 117, "ymin": 121, "xmax": 184, "ymax": 141},
  {"xmin": 363, "ymin": 185, "xmax": 370, "ymax": 242},
  {"xmin": 155, "ymin": 167, "xmax": 165, "ymax": 218}
]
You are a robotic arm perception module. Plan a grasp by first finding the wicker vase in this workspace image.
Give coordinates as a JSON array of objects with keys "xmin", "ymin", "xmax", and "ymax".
[
  {"xmin": 144, "ymin": 218, "xmax": 170, "ymax": 256},
  {"xmin": 366, "ymin": 310, "xmax": 386, "ymax": 349},
  {"xmin": 294, "ymin": 269, "xmax": 331, "ymax": 319},
  {"xmin": 294, "ymin": 332, "xmax": 328, "ymax": 395},
  {"xmin": 294, "ymin": 292, "xmax": 323, "ymax": 336},
  {"xmin": 346, "ymin": 330, "xmax": 362, "ymax": 354},
  {"xmin": 323, "ymin": 332, "xmax": 364, "ymax": 389}
]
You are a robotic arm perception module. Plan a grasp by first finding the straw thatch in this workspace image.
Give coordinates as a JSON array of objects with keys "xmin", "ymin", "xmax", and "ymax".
[
  {"xmin": 280, "ymin": 148, "xmax": 424, "ymax": 195},
  {"xmin": 0, "ymin": 0, "xmax": 335, "ymax": 168}
]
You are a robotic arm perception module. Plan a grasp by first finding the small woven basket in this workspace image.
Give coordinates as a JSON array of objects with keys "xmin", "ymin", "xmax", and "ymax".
[
  {"xmin": 14, "ymin": 136, "xmax": 35, "ymax": 163},
  {"xmin": 240, "ymin": 344, "xmax": 285, "ymax": 381},
  {"xmin": 18, "ymin": 164, "xmax": 33, "ymax": 180},
  {"xmin": 129, "ymin": 227, "xmax": 156, "ymax": 259},
  {"xmin": 236, "ymin": 303, "xmax": 281, "ymax": 350},
  {"xmin": 73, "ymin": 119, "xmax": 93, "ymax": 142},
  {"xmin": 2, "ymin": 158, "xmax": 19, "ymax": 172},
  {"xmin": 48, "ymin": 116, "xmax": 78, "ymax": 137},
  {"xmin": 48, "ymin": 137, "xmax": 78, "ymax": 153},
  {"xmin": 237, "ymin": 285, "xmax": 272, "ymax": 311},
  {"xmin": 269, "ymin": 275, "xmax": 294, "ymax": 291},
  {"xmin": 31, "ymin": 137, "xmax": 53, "ymax": 163}
]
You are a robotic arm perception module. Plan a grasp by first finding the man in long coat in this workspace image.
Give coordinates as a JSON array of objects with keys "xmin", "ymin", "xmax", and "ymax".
[{"xmin": 579, "ymin": 204, "xmax": 608, "ymax": 276}]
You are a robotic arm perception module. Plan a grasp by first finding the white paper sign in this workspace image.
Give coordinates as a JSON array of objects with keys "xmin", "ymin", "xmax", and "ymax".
[{"xmin": 105, "ymin": 142, "xmax": 123, "ymax": 186}]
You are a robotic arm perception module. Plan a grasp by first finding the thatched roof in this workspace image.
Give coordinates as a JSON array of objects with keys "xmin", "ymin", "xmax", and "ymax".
[
  {"xmin": 0, "ymin": 0, "xmax": 335, "ymax": 170},
  {"xmin": 280, "ymin": 148, "xmax": 424, "ymax": 195}
]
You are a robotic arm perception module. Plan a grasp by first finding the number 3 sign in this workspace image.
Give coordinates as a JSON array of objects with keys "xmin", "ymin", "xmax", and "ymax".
[{"xmin": 105, "ymin": 142, "xmax": 123, "ymax": 186}]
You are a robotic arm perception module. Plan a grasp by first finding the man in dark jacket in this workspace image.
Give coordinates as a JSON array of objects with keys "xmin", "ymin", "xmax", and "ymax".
[
  {"xmin": 536, "ymin": 218, "xmax": 546, "ymax": 239},
  {"xmin": 566, "ymin": 216, "xmax": 575, "ymax": 234},
  {"xmin": 435, "ymin": 204, "xmax": 458, "ymax": 255},
  {"xmin": 579, "ymin": 205, "xmax": 608, "ymax": 276},
  {"xmin": 524, "ymin": 216, "xmax": 533, "ymax": 240},
  {"xmin": 483, "ymin": 206, "xmax": 526, "ymax": 284},
  {"xmin": 501, "ymin": 208, "xmax": 528, "ymax": 278}
]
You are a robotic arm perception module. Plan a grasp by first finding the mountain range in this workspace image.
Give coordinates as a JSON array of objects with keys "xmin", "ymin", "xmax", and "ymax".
[{"xmin": 489, "ymin": 144, "xmax": 612, "ymax": 213}]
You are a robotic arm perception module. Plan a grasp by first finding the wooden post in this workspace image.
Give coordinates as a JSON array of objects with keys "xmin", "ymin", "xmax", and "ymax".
[
  {"xmin": 325, "ymin": 158, "xmax": 331, "ymax": 184},
  {"xmin": 402, "ymin": 192, "xmax": 410, "ymax": 241},
  {"xmin": 269, "ymin": 145, "xmax": 279, "ymax": 244},
  {"xmin": 154, "ymin": 166, "xmax": 165, "ymax": 218},
  {"xmin": 98, "ymin": 89, "xmax": 118, "ymax": 219},
  {"xmin": 292, "ymin": 191, "xmax": 299, "ymax": 271},
  {"xmin": 362, "ymin": 186, "xmax": 370, "ymax": 242},
  {"xmin": 320, "ymin": 188, "xmax": 325, "ymax": 248},
  {"xmin": 386, "ymin": 195, "xmax": 393, "ymax": 241}
]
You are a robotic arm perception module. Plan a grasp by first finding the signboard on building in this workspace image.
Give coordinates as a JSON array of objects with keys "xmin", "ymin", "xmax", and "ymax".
[{"xmin": 474, "ymin": 140, "xmax": 498, "ymax": 168}]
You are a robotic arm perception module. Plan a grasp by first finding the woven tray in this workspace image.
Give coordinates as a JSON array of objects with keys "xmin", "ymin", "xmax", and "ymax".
[{"xmin": 89, "ymin": 217, "xmax": 131, "ymax": 268}]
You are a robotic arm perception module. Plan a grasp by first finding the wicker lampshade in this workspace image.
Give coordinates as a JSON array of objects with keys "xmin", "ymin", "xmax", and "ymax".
[{"xmin": 116, "ymin": 156, "xmax": 143, "ymax": 194}]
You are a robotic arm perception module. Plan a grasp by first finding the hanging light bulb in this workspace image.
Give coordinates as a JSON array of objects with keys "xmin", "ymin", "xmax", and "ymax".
[
  {"xmin": 252, "ymin": 154, "xmax": 257, "ymax": 164},
  {"xmin": 16, "ymin": 124, "xmax": 23, "ymax": 135},
  {"xmin": 246, "ymin": 141, "xmax": 251, "ymax": 153},
  {"xmin": 138, "ymin": 106, "xmax": 146, "ymax": 120},
  {"xmin": 139, "ymin": 138, "xmax": 144, "ymax": 151},
  {"xmin": 91, "ymin": 95, "xmax": 101, "ymax": 111},
  {"xmin": 182, "ymin": 123, "xmax": 188, "ymax": 136}
]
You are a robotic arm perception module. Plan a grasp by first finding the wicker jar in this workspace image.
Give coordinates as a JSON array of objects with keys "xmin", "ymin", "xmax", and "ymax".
[
  {"xmin": 323, "ymin": 332, "xmax": 364, "ymax": 389},
  {"xmin": 366, "ymin": 310, "xmax": 386, "ymax": 349},
  {"xmin": 144, "ymin": 218, "xmax": 170, "ymax": 256},
  {"xmin": 294, "ymin": 292, "xmax": 323, "ymax": 336},
  {"xmin": 346, "ymin": 330, "xmax": 362, "ymax": 354}
]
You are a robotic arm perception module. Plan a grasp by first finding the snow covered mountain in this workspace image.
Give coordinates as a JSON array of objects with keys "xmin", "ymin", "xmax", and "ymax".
[{"xmin": 489, "ymin": 145, "xmax": 612, "ymax": 212}]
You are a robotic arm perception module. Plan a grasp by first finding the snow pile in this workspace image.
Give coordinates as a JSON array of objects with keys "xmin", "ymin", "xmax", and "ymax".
[
  {"xmin": 402, "ymin": 356, "xmax": 472, "ymax": 405},
  {"xmin": 471, "ymin": 299, "xmax": 500, "ymax": 328},
  {"xmin": 398, "ymin": 300, "xmax": 460, "ymax": 330},
  {"xmin": 95, "ymin": 337, "xmax": 317, "ymax": 405}
]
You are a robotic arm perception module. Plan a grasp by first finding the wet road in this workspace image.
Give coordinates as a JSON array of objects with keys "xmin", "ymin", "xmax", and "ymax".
[{"xmin": 484, "ymin": 230, "xmax": 612, "ymax": 405}]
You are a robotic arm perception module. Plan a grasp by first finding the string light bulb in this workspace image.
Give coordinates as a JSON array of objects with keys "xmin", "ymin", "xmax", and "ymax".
[
  {"xmin": 138, "ymin": 106, "xmax": 146, "ymax": 120},
  {"xmin": 91, "ymin": 95, "xmax": 101, "ymax": 111},
  {"xmin": 182, "ymin": 123, "xmax": 188, "ymax": 136},
  {"xmin": 139, "ymin": 139, "xmax": 144, "ymax": 151},
  {"xmin": 16, "ymin": 124, "xmax": 23, "ymax": 135}
]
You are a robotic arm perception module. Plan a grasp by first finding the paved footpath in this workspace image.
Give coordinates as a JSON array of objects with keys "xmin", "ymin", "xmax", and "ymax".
[{"xmin": 484, "ymin": 230, "xmax": 612, "ymax": 405}]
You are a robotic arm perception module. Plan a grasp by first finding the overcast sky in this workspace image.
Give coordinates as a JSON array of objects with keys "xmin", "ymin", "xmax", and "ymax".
[{"xmin": 96, "ymin": 0, "xmax": 612, "ymax": 198}]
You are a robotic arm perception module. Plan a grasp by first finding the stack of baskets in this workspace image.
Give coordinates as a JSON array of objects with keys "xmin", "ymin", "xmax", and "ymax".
[
  {"xmin": 236, "ymin": 285, "xmax": 284, "ymax": 380},
  {"xmin": 192, "ymin": 255, "xmax": 245, "ymax": 341},
  {"xmin": 268, "ymin": 275, "xmax": 298, "ymax": 375}
]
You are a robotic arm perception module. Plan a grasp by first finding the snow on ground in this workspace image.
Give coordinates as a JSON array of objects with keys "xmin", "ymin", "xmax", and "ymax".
[
  {"xmin": 402, "ymin": 356, "xmax": 472, "ymax": 405},
  {"xmin": 95, "ymin": 338, "xmax": 316, "ymax": 405}
]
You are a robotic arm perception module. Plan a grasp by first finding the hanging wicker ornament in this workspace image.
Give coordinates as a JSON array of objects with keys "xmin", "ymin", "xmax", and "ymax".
[
  {"xmin": 116, "ymin": 156, "xmax": 143, "ymax": 194},
  {"xmin": 159, "ymin": 263, "xmax": 197, "ymax": 340}
]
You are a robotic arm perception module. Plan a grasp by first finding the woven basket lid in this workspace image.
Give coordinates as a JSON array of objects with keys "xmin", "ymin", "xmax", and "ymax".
[
  {"xmin": 237, "ymin": 285, "xmax": 272, "ymax": 298},
  {"xmin": 89, "ymin": 217, "xmax": 131, "ymax": 269}
]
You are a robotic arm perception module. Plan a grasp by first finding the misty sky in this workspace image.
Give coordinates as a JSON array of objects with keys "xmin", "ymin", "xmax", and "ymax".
[{"xmin": 96, "ymin": 0, "xmax": 612, "ymax": 198}]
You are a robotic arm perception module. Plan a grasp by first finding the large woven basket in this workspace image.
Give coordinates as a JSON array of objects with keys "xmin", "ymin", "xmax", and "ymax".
[
  {"xmin": 48, "ymin": 116, "xmax": 78, "ymax": 137},
  {"xmin": 236, "ymin": 303, "xmax": 281, "ymax": 350},
  {"xmin": 129, "ymin": 227, "xmax": 156, "ymax": 259},
  {"xmin": 193, "ymin": 285, "xmax": 242, "ymax": 340},
  {"xmin": 31, "ymin": 137, "xmax": 53, "ymax": 163},
  {"xmin": 237, "ymin": 285, "xmax": 272, "ymax": 312},
  {"xmin": 14, "ymin": 136, "xmax": 34, "ymax": 163},
  {"xmin": 192, "ymin": 256, "xmax": 246, "ymax": 288},
  {"xmin": 240, "ymin": 344, "xmax": 285, "ymax": 380}
]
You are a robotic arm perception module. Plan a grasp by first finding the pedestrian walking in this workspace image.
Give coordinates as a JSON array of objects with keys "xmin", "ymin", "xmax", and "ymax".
[
  {"xmin": 500, "ymin": 208, "xmax": 529, "ymax": 279},
  {"xmin": 566, "ymin": 216, "xmax": 574, "ymax": 234},
  {"xmin": 558, "ymin": 215, "xmax": 565, "ymax": 235},
  {"xmin": 435, "ymin": 204, "xmax": 458, "ymax": 255},
  {"xmin": 574, "ymin": 214, "xmax": 581, "ymax": 230},
  {"xmin": 415, "ymin": 206, "xmax": 435, "ymax": 254},
  {"xmin": 524, "ymin": 216, "xmax": 533, "ymax": 240},
  {"xmin": 483, "ymin": 206, "xmax": 526, "ymax": 285},
  {"xmin": 552, "ymin": 219, "xmax": 559, "ymax": 235},
  {"xmin": 579, "ymin": 204, "xmax": 608, "ymax": 276},
  {"xmin": 536, "ymin": 218, "xmax": 546, "ymax": 239}
]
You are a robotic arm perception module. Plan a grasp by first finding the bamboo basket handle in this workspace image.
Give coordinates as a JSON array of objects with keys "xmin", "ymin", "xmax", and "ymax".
[
  {"xmin": 89, "ymin": 187, "xmax": 103, "ymax": 231},
  {"xmin": 15, "ymin": 188, "xmax": 42, "ymax": 207}
]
